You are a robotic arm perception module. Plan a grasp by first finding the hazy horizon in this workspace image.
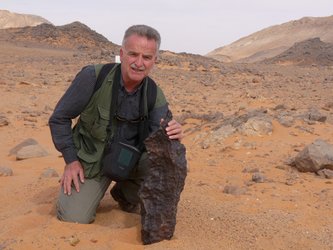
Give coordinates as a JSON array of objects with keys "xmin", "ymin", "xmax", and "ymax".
[{"xmin": 1, "ymin": 0, "xmax": 332, "ymax": 55}]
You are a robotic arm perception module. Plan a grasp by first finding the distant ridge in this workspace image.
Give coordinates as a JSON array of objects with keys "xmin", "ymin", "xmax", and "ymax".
[
  {"xmin": 207, "ymin": 15, "xmax": 333, "ymax": 63},
  {"xmin": 0, "ymin": 9, "xmax": 52, "ymax": 28}
]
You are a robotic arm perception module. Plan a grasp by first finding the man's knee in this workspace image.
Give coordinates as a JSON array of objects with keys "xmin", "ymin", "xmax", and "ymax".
[
  {"xmin": 56, "ymin": 199, "xmax": 95, "ymax": 224},
  {"xmin": 55, "ymin": 177, "xmax": 111, "ymax": 224}
]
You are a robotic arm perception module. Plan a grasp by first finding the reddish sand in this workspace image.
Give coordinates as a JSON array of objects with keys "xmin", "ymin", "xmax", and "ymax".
[{"xmin": 0, "ymin": 42, "xmax": 332, "ymax": 250}]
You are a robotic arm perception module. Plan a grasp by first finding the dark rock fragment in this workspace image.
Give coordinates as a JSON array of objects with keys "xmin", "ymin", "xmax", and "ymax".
[{"xmin": 139, "ymin": 112, "xmax": 187, "ymax": 245}]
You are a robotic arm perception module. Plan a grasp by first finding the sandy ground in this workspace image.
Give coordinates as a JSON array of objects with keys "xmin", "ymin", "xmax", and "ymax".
[{"xmin": 0, "ymin": 43, "xmax": 333, "ymax": 250}]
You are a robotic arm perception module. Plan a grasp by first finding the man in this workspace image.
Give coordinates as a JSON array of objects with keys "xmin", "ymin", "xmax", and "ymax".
[{"xmin": 49, "ymin": 24, "xmax": 183, "ymax": 224}]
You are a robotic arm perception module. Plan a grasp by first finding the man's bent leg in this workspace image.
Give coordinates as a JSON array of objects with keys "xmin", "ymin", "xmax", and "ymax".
[
  {"xmin": 57, "ymin": 176, "xmax": 111, "ymax": 224},
  {"xmin": 114, "ymin": 152, "xmax": 149, "ymax": 206}
]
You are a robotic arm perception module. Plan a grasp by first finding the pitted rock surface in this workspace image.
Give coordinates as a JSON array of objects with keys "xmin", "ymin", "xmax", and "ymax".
[{"xmin": 139, "ymin": 115, "xmax": 187, "ymax": 245}]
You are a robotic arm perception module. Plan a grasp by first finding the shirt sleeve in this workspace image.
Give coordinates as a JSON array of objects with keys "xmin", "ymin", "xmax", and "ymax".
[{"xmin": 48, "ymin": 65, "xmax": 96, "ymax": 164}]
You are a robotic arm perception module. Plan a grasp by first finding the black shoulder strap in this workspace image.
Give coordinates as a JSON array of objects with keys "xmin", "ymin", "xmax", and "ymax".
[
  {"xmin": 93, "ymin": 63, "xmax": 116, "ymax": 93},
  {"xmin": 146, "ymin": 77, "xmax": 157, "ymax": 112},
  {"xmin": 139, "ymin": 77, "xmax": 157, "ymax": 148},
  {"xmin": 106, "ymin": 65, "xmax": 121, "ymax": 142}
]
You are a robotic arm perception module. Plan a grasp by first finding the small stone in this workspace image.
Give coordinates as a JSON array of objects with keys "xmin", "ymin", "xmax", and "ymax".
[
  {"xmin": 317, "ymin": 169, "xmax": 333, "ymax": 179},
  {"xmin": 40, "ymin": 168, "xmax": 59, "ymax": 178},
  {"xmin": 0, "ymin": 115, "xmax": 9, "ymax": 127},
  {"xmin": 275, "ymin": 165, "xmax": 289, "ymax": 171},
  {"xmin": 242, "ymin": 167, "xmax": 260, "ymax": 173},
  {"xmin": 252, "ymin": 172, "xmax": 266, "ymax": 183},
  {"xmin": 223, "ymin": 185, "xmax": 247, "ymax": 195},
  {"xmin": 285, "ymin": 179, "xmax": 296, "ymax": 186},
  {"xmin": 0, "ymin": 166, "xmax": 13, "ymax": 176},
  {"xmin": 69, "ymin": 236, "xmax": 80, "ymax": 246}
]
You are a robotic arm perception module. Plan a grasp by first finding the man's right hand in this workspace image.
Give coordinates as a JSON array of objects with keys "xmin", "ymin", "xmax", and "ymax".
[{"xmin": 60, "ymin": 160, "xmax": 85, "ymax": 195}]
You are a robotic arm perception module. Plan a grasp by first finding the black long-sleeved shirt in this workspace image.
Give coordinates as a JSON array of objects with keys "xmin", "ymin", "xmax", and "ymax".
[{"xmin": 49, "ymin": 65, "xmax": 168, "ymax": 164}]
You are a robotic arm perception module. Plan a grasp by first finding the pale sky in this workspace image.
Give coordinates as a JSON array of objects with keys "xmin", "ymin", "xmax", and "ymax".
[{"xmin": 1, "ymin": 0, "xmax": 332, "ymax": 55}]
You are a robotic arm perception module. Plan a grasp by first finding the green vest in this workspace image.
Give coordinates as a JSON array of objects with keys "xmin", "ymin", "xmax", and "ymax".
[{"xmin": 72, "ymin": 64, "xmax": 166, "ymax": 178}]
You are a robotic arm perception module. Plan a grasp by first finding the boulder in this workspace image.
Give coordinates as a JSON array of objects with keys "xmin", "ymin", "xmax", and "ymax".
[
  {"xmin": 292, "ymin": 139, "xmax": 333, "ymax": 173},
  {"xmin": 139, "ymin": 112, "xmax": 187, "ymax": 245},
  {"xmin": 16, "ymin": 144, "xmax": 48, "ymax": 160},
  {"xmin": 9, "ymin": 138, "xmax": 38, "ymax": 156}
]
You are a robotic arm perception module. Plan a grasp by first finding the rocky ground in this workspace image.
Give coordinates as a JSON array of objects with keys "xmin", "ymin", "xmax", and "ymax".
[{"xmin": 0, "ymin": 39, "xmax": 333, "ymax": 250}]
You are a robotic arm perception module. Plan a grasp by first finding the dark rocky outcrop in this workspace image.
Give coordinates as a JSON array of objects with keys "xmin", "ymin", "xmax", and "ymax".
[
  {"xmin": 139, "ymin": 112, "xmax": 187, "ymax": 245},
  {"xmin": 0, "ymin": 21, "xmax": 119, "ymax": 53},
  {"xmin": 263, "ymin": 38, "xmax": 333, "ymax": 66}
]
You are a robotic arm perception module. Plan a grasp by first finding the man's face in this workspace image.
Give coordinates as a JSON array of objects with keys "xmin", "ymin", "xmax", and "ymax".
[{"xmin": 120, "ymin": 34, "xmax": 157, "ymax": 86}]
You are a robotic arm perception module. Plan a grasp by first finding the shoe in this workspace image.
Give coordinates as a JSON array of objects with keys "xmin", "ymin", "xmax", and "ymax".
[{"xmin": 110, "ymin": 185, "xmax": 139, "ymax": 214}]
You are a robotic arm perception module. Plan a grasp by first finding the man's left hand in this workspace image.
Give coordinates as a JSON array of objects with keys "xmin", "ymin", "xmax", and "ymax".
[{"xmin": 165, "ymin": 119, "xmax": 183, "ymax": 140}]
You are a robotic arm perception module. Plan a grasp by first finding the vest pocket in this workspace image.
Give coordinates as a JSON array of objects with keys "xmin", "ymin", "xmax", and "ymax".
[
  {"xmin": 77, "ymin": 149, "xmax": 98, "ymax": 162},
  {"xmin": 77, "ymin": 150, "xmax": 101, "ymax": 178},
  {"xmin": 90, "ymin": 106, "xmax": 110, "ymax": 141}
]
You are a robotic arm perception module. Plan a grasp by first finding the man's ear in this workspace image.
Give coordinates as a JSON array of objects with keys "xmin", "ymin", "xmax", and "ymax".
[{"xmin": 120, "ymin": 47, "xmax": 124, "ymax": 58}]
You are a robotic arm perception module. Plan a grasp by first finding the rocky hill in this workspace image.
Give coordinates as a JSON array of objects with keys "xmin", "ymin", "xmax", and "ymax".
[
  {"xmin": 262, "ymin": 37, "xmax": 333, "ymax": 66},
  {"xmin": 207, "ymin": 15, "xmax": 333, "ymax": 63},
  {"xmin": 0, "ymin": 21, "xmax": 120, "ymax": 54},
  {"xmin": 0, "ymin": 9, "xmax": 51, "ymax": 28}
]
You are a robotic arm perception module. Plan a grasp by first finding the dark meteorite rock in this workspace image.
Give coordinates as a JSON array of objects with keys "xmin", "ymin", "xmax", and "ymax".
[{"xmin": 139, "ymin": 113, "xmax": 187, "ymax": 245}]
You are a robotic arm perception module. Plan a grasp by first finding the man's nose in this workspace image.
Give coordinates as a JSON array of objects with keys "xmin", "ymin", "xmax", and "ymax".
[{"xmin": 135, "ymin": 55, "xmax": 143, "ymax": 66}]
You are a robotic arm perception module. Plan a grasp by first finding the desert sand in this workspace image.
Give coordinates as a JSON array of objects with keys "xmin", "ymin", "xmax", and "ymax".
[{"xmin": 0, "ymin": 38, "xmax": 333, "ymax": 250}]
